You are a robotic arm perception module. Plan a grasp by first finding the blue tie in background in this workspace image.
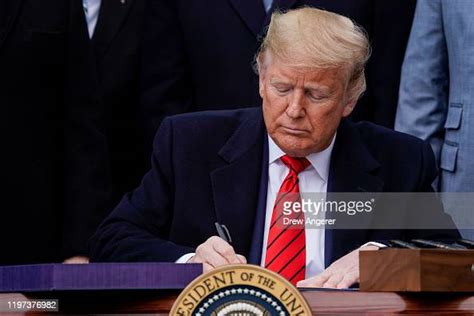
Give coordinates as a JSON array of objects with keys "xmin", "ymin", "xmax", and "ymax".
[{"xmin": 263, "ymin": 0, "xmax": 274, "ymax": 13}]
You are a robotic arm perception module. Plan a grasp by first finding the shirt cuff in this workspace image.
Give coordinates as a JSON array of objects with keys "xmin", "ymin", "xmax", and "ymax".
[
  {"xmin": 360, "ymin": 241, "xmax": 387, "ymax": 249},
  {"xmin": 175, "ymin": 253, "xmax": 196, "ymax": 263}
]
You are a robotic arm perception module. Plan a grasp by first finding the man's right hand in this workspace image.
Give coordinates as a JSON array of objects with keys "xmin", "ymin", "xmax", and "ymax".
[{"xmin": 187, "ymin": 236, "xmax": 247, "ymax": 272}]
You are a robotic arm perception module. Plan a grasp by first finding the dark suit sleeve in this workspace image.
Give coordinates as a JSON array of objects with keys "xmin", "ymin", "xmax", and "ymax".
[
  {"xmin": 62, "ymin": 2, "xmax": 112, "ymax": 259},
  {"xmin": 89, "ymin": 117, "xmax": 195, "ymax": 262},
  {"xmin": 140, "ymin": 0, "xmax": 193, "ymax": 155}
]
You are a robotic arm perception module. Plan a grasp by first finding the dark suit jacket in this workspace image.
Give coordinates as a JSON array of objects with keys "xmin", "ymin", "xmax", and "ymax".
[
  {"xmin": 89, "ymin": 108, "xmax": 458, "ymax": 265},
  {"xmin": 91, "ymin": 0, "xmax": 148, "ymax": 205},
  {"xmin": 0, "ymin": 0, "xmax": 110, "ymax": 264},
  {"xmin": 140, "ymin": 0, "xmax": 416, "ymax": 157}
]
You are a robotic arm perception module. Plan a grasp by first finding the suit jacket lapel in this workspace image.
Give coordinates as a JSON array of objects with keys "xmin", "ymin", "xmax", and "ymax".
[
  {"xmin": 91, "ymin": 0, "xmax": 133, "ymax": 59},
  {"xmin": 248, "ymin": 135, "xmax": 269, "ymax": 264},
  {"xmin": 228, "ymin": 0, "xmax": 266, "ymax": 38},
  {"xmin": 0, "ymin": 0, "xmax": 23, "ymax": 50},
  {"xmin": 325, "ymin": 120, "xmax": 384, "ymax": 266},
  {"xmin": 327, "ymin": 121, "xmax": 383, "ymax": 193},
  {"xmin": 210, "ymin": 109, "xmax": 266, "ymax": 256}
]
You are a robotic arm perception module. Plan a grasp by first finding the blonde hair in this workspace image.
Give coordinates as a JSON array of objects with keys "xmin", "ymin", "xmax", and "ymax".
[{"xmin": 256, "ymin": 7, "xmax": 371, "ymax": 100}]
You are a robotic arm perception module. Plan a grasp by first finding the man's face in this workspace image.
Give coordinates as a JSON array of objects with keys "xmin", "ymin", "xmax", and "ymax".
[{"xmin": 259, "ymin": 54, "xmax": 356, "ymax": 157}]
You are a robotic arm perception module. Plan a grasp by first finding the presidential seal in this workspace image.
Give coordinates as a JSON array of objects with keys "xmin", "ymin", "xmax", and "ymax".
[{"xmin": 170, "ymin": 264, "xmax": 311, "ymax": 316}]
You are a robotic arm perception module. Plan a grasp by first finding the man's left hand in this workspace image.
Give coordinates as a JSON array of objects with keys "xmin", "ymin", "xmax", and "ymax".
[{"xmin": 296, "ymin": 245, "xmax": 378, "ymax": 289}]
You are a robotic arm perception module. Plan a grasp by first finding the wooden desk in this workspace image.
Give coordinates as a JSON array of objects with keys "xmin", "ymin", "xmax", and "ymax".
[{"xmin": 1, "ymin": 290, "xmax": 474, "ymax": 314}]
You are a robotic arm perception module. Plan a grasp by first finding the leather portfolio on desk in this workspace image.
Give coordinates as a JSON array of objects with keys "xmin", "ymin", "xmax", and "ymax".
[{"xmin": 0, "ymin": 263, "xmax": 202, "ymax": 292}]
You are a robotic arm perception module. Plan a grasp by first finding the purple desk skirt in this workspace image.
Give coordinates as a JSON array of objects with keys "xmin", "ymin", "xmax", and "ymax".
[{"xmin": 0, "ymin": 263, "xmax": 202, "ymax": 292}]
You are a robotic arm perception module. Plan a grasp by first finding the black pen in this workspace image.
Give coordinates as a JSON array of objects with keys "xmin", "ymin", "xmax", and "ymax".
[
  {"xmin": 215, "ymin": 222, "xmax": 232, "ymax": 244},
  {"xmin": 411, "ymin": 239, "xmax": 466, "ymax": 250},
  {"xmin": 389, "ymin": 239, "xmax": 419, "ymax": 249},
  {"xmin": 456, "ymin": 239, "xmax": 474, "ymax": 249}
]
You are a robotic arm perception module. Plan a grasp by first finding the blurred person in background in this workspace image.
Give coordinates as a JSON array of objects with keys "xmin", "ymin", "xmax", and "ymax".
[
  {"xmin": 0, "ymin": 0, "xmax": 110, "ymax": 265},
  {"xmin": 84, "ymin": 0, "xmax": 148, "ymax": 206},
  {"xmin": 396, "ymin": 0, "xmax": 474, "ymax": 239}
]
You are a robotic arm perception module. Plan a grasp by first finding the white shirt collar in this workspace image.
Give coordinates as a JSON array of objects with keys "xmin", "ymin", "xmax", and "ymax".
[{"xmin": 267, "ymin": 133, "xmax": 336, "ymax": 183}]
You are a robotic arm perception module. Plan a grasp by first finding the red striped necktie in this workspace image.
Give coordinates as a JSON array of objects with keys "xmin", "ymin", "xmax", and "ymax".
[{"xmin": 265, "ymin": 155, "xmax": 310, "ymax": 285}]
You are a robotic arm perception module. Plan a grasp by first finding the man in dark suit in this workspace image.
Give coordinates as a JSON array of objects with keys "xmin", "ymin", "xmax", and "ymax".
[
  {"xmin": 91, "ymin": 8, "xmax": 457, "ymax": 288},
  {"xmin": 140, "ymin": 0, "xmax": 416, "ymax": 156},
  {"xmin": 0, "ymin": 0, "xmax": 110, "ymax": 264},
  {"xmin": 89, "ymin": 0, "xmax": 148, "ymax": 205}
]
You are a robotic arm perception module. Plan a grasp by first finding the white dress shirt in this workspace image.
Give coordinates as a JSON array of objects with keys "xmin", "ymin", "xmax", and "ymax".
[
  {"xmin": 82, "ymin": 0, "xmax": 101, "ymax": 38},
  {"xmin": 261, "ymin": 134, "xmax": 336, "ymax": 278}
]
